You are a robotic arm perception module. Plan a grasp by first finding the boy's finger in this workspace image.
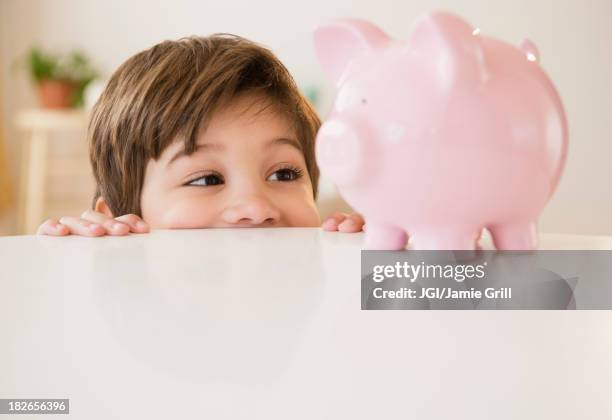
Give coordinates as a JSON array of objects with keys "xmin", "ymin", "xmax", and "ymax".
[
  {"xmin": 322, "ymin": 218, "xmax": 339, "ymax": 231},
  {"xmin": 349, "ymin": 213, "xmax": 365, "ymax": 227},
  {"xmin": 338, "ymin": 214, "xmax": 364, "ymax": 233},
  {"xmin": 37, "ymin": 219, "xmax": 69, "ymax": 236},
  {"xmin": 114, "ymin": 214, "xmax": 149, "ymax": 233},
  {"xmin": 81, "ymin": 210, "xmax": 130, "ymax": 236},
  {"xmin": 321, "ymin": 212, "xmax": 348, "ymax": 231},
  {"xmin": 58, "ymin": 216, "xmax": 106, "ymax": 237}
]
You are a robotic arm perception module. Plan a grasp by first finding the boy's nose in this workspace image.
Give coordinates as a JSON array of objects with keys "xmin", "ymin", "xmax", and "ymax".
[{"xmin": 221, "ymin": 195, "xmax": 281, "ymax": 227}]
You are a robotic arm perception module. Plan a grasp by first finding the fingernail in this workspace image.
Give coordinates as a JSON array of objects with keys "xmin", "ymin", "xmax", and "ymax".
[
  {"xmin": 339, "ymin": 220, "xmax": 354, "ymax": 230},
  {"xmin": 136, "ymin": 221, "xmax": 147, "ymax": 230},
  {"xmin": 89, "ymin": 224, "xmax": 101, "ymax": 231},
  {"xmin": 322, "ymin": 219, "xmax": 336, "ymax": 229},
  {"xmin": 111, "ymin": 222, "xmax": 124, "ymax": 230}
]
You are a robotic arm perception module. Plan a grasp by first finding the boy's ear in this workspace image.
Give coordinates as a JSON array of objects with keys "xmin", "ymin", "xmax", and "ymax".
[{"xmin": 94, "ymin": 196, "xmax": 114, "ymax": 217}]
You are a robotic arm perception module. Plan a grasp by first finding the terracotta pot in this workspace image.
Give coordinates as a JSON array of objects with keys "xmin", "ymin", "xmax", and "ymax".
[{"xmin": 38, "ymin": 79, "xmax": 76, "ymax": 109}]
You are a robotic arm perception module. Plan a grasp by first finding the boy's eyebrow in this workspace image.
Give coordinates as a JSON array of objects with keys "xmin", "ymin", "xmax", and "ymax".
[
  {"xmin": 167, "ymin": 143, "xmax": 223, "ymax": 167},
  {"xmin": 266, "ymin": 137, "xmax": 302, "ymax": 152},
  {"xmin": 167, "ymin": 137, "xmax": 302, "ymax": 167}
]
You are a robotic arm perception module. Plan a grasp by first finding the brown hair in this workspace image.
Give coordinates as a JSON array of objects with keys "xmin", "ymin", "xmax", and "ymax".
[{"xmin": 89, "ymin": 34, "xmax": 320, "ymax": 217}]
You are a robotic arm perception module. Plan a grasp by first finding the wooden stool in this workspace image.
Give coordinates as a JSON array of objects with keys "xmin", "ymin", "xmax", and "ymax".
[{"xmin": 15, "ymin": 109, "xmax": 89, "ymax": 234}]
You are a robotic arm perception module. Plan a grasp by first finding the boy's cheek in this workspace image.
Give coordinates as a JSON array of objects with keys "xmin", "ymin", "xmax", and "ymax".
[
  {"xmin": 143, "ymin": 199, "xmax": 217, "ymax": 229},
  {"xmin": 141, "ymin": 187, "xmax": 321, "ymax": 229},
  {"xmin": 276, "ymin": 182, "xmax": 320, "ymax": 224},
  {"xmin": 285, "ymin": 199, "xmax": 321, "ymax": 227}
]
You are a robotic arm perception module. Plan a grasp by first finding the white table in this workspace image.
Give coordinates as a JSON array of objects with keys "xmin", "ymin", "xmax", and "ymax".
[{"xmin": 1, "ymin": 229, "xmax": 611, "ymax": 419}]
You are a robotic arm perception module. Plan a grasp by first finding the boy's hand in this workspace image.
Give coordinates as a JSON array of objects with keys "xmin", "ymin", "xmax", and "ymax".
[
  {"xmin": 321, "ymin": 212, "xmax": 365, "ymax": 233},
  {"xmin": 37, "ymin": 210, "xmax": 150, "ymax": 237}
]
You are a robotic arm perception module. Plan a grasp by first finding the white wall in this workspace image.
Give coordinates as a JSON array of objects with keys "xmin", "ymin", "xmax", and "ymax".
[{"xmin": 1, "ymin": 0, "xmax": 611, "ymax": 234}]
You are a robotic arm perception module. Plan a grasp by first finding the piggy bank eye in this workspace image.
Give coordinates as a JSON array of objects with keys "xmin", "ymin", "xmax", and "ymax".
[{"xmin": 361, "ymin": 98, "xmax": 368, "ymax": 105}]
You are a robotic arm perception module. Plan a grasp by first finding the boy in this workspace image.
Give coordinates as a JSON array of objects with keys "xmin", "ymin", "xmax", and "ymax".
[{"xmin": 37, "ymin": 35, "xmax": 364, "ymax": 236}]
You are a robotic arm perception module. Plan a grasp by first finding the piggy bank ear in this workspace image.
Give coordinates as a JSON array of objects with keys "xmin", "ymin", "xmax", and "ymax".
[
  {"xmin": 313, "ymin": 19, "xmax": 390, "ymax": 86},
  {"xmin": 519, "ymin": 38, "xmax": 540, "ymax": 63},
  {"xmin": 407, "ymin": 11, "xmax": 487, "ymax": 90}
]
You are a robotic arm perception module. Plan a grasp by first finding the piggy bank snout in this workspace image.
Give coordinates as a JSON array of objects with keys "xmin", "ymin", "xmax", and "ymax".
[{"xmin": 316, "ymin": 119, "xmax": 368, "ymax": 186}]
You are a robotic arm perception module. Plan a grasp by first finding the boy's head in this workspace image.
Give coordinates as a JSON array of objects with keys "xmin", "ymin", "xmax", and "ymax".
[{"xmin": 89, "ymin": 35, "xmax": 321, "ymax": 228}]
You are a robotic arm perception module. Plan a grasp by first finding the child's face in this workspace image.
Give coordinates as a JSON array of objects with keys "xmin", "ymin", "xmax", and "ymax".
[{"xmin": 139, "ymin": 93, "xmax": 321, "ymax": 229}]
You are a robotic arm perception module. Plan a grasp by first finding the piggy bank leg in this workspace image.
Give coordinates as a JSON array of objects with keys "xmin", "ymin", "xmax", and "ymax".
[
  {"xmin": 363, "ymin": 223, "xmax": 408, "ymax": 250},
  {"xmin": 489, "ymin": 222, "xmax": 538, "ymax": 250},
  {"xmin": 410, "ymin": 228, "xmax": 480, "ymax": 250}
]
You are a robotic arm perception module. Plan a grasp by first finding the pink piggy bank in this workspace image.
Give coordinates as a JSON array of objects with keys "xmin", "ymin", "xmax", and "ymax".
[{"xmin": 314, "ymin": 11, "xmax": 568, "ymax": 250}]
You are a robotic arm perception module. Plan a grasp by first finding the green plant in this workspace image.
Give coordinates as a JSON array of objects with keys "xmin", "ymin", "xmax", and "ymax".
[{"xmin": 26, "ymin": 47, "xmax": 98, "ymax": 107}]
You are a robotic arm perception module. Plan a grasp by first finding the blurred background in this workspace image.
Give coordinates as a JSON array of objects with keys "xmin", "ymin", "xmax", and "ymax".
[{"xmin": 0, "ymin": 0, "xmax": 610, "ymax": 236}]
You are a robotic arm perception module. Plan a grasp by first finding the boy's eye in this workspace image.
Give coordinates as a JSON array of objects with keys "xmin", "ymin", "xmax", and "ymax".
[
  {"xmin": 267, "ymin": 167, "xmax": 303, "ymax": 182},
  {"xmin": 186, "ymin": 173, "xmax": 224, "ymax": 186}
]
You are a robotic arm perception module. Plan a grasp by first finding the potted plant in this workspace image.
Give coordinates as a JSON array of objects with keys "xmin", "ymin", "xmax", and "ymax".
[{"xmin": 26, "ymin": 47, "xmax": 98, "ymax": 109}]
